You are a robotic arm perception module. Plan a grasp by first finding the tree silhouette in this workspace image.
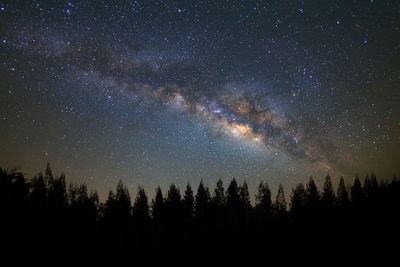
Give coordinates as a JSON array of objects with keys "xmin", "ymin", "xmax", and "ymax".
[
  {"xmin": 132, "ymin": 186, "xmax": 150, "ymax": 227},
  {"xmin": 45, "ymin": 162, "xmax": 53, "ymax": 184},
  {"xmin": 369, "ymin": 173, "xmax": 379, "ymax": 197},
  {"xmin": 305, "ymin": 176, "xmax": 320, "ymax": 215},
  {"xmin": 69, "ymin": 183, "xmax": 99, "ymax": 222},
  {"xmin": 116, "ymin": 180, "xmax": 132, "ymax": 218},
  {"xmin": 239, "ymin": 180, "xmax": 251, "ymax": 211},
  {"xmin": 165, "ymin": 184, "xmax": 183, "ymax": 227},
  {"xmin": 194, "ymin": 181, "xmax": 211, "ymax": 221},
  {"xmin": 47, "ymin": 172, "xmax": 67, "ymax": 217},
  {"xmin": 2, "ymin": 162, "xmax": 397, "ymax": 265},
  {"xmin": 321, "ymin": 174, "xmax": 335, "ymax": 212},
  {"xmin": 226, "ymin": 178, "xmax": 241, "ymax": 227},
  {"xmin": 183, "ymin": 183, "xmax": 194, "ymax": 221},
  {"xmin": 336, "ymin": 177, "xmax": 349, "ymax": 209},
  {"xmin": 290, "ymin": 183, "xmax": 306, "ymax": 219},
  {"xmin": 213, "ymin": 179, "xmax": 226, "ymax": 206},
  {"xmin": 151, "ymin": 187, "xmax": 165, "ymax": 230},
  {"xmin": 28, "ymin": 172, "xmax": 48, "ymax": 215},
  {"xmin": 211, "ymin": 179, "xmax": 227, "ymax": 226},
  {"xmin": 274, "ymin": 184, "xmax": 287, "ymax": 216},
  {"xmin": 102, "ymin": 181, "xmax": 132, "ymax": 250},
  {"xmin": 131, "ymin": 186, "xmax": 150, "ymax": 251},
  {"xmin": 226, "ymin": 178, "xmax": 240, "ymax": 210},
  {"xmin": 255, "ymin": 181, "xmax": 272, "ymax": 216},
  {"xmin": 351, "ymin": 175, "xmax": 365, "ymax": 208}
]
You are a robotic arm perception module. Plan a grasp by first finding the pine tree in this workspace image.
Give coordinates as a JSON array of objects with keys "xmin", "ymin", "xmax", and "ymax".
[
  {"xmin": 183, "ymin": 183, "xmax": 194, "ymax": 220},
  {"xmin": 213, "ymin": 179, "xmax": 226, "ymax": 206},
  {"xmin": 336, "ymin": 177, "xmax": 349, "ymax": 209},
  {"xmin": 45, "ymin": 162, "xmax": 54, "ymax": 186},
  {"xmin": 151, "ymin": 187, "xmax": 164, "ymax": 229},
  {"xmin": 321, "ymin": 174, "xmax": 335, "ymax": 211},
  {"xmin": 166, "ymin": 184, "xmax": 183, "ymax": 225},
  {"xmin": 351, "ymin": 175, "xmax": 365, "ymax": 208},
  {"xmin": 255, "ymin": 181, "xmax": 272, "ymax": 212},
  {"xmin": 274, "ymin": 184, "xmax": 287, "ymax": 215},
  {"xmin": 75, "ymin": 183, "xmax": 98, "ymax": 221},
  {"xmin": 116, "ymin": 180, "xmax": 131, "ymax": 214},
  {"xmin": 48, "ymin": 173, "xmax": 67, "ymax": 214},
  {"xmin": 306, "ymin": 176, "xmax": 320, "ymax": 213},
  {"xmin": 194, "ymin": 181, "xmax": 210, "ymax": 220},
  {"xmin": 29, "ymin": 172, "xmax": 47, "ymax": 212},
  {"xmin": 104, "ymin": 190, "xmax": 116, "ymax": 210},
  {"xmin": 368, "ymin": 172, "xmax": 379, "ymax": 203},
  {"xmin": 226, "ymin": 178, "xmax": 240, "ymax": 210},
  {"xmin": 166, "ymin": 184, "xmax": 181, "ymax": 204},
  {"xmin": 132, "ymin": 186, "xmax": 149, "ymax": 226},
  {"xmin": 290, "ymin": 183, "xmax": 306, "ymax": 218},
  {"xmin": 239, "ymin": 180, "xmax": 251, "ymax": 210}
]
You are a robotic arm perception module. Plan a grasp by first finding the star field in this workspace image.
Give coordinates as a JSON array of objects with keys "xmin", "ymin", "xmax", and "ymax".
[{"xmin": 0, "ymin": 0, "xmax": 399, "ymax": 198}]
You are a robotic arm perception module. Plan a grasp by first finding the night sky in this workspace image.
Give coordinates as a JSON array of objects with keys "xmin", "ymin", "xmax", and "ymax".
[{"xmin": 1, "ymin": 0, "xmax": 399, "ymax": 199}]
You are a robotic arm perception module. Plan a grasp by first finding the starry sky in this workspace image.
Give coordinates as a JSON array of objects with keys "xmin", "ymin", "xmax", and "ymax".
[{"xmin": 1, "ymin": 0, "xmax": 399, "ymax": 199}]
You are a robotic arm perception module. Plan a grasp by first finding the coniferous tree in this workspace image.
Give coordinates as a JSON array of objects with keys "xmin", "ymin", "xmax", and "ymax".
[
  {"xmin": 103, "ymin": 180, "xmax": 131, "ymax": 225},
  {"xmin": 131, "ymin": 186, "xmax": 150, "ymax": 251},
  {"xmin": 290, "ymin": 183, "xmax": 306, "ymax": 219},
  {"xmin": 132, "ymin": 187, "xmax": 150, "ymax": 227},
  {"xmin": 104, "ymin": 190, "xmax": 116, "ymax": 216},
  {"xmin": 29, "ymin": 172, "xmax": 47, "ymax": 213},
  {"xmin": 239, "ymin": 180, "xmax": 251, "ymax": 210},
  {"xmin": 115, "ymin": 180, "xmax": 132, "ymax": 219},
  {"xmin": 73, "ymin": 183, "xmax": 98, "ymax": 222},
  {"xmin": 336, "ymin": 177, "xmax": 349, "ymax": 209},
  {"xmin": 65, "ymin": 180, "xmax": 98, "ymax": 260},
  {"xmin": 68, "ymin": 183, "xmax": 78, "ymax": 205},
  {"xmin": 370, "ymin": 173, "xmax": 379, "ymax": 191},
  {"xmin": 368, "ymin": 173, "xmax": 379, "ymax": 204},
  {"xmin": 166, "ymin": 184, "xmax": 182, "ymax": 206},
  {"xmin": 226, "ymin": 178, "xmax": 240, "ymax": 210},
  {"xmin": 165, "ymin": 184, "xmax": 183, "ymax": 226},
  {"xmin": 213, "ymin": 179, "xmax": 226, "ymax": 206},
  {"xmin": 363, "ymin": 174, "xmax": 372, "ymax": 206},
  {"xmin": 255, "ymin": 182, "xmax": 269, "ymax": 212},
  {"xmin": 194, "ymin": 181, "xmax": 211, "ymax": 220},
  {"xmin": 45, "ymin": 162, "xmax": 54, "ymax": 186},
  {"xmin": 321, "ymin": 175, "xmax": 335, "ymax": 211},
  {"xmin": 306, "ymin": 176, "xmax": 320, "ymax": 214},
  {"xmin": 225, "ymin": 178, "xmax": 242, "ymax": 227},
  {"xmin": 183, "ymin": 183, "xmax": 194, "ymax": 220},
  {"xmin": 351, "ymin": 175, "xmax": 364, "ymax": 208},
  {"xmin": 254, "ymin": 181, "xmax": 272, "ymax": 230},
  {"xmin": 255, "ymin": 181, "xmax": 272, "ymax": 214},
  {"xmin": 47, "ymin": 172, "xmax": 67, "ymax": 215},
  {"xmin": 88, "ymin": 190, "xmax": 99, "ymax": 220},
  {"xmin": 212, "ymin": 179, "xmax": 227, "ymax": 225},
  {"xmin": 151, "ymin": 187, "xmax": 164, "ymax": 230},
  {"xmin": 274, "ymin": 184, "xmax": 287, "ymax": 216}
]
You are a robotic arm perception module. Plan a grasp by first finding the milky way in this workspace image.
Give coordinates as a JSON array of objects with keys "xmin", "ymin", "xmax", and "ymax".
[{"xmin": 0, "ymin": 1, "xmax": 399, "ymax": 198}]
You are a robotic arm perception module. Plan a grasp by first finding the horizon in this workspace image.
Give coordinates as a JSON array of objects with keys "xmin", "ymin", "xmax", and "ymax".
[{"xmin": 3, "ymin": 162, "xmax": 396, "ymax": 203}]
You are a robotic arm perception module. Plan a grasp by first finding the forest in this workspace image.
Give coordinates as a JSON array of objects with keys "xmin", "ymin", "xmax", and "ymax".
[{"xmin": 3, "ymin": 163, "xmax": 397, "ymax": 265}]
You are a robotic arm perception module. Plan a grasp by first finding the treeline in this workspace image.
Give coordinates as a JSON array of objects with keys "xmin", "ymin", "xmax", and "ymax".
[{"xmin": 3, "ymin": 164, "xmax": 398, "ymax": 265}]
